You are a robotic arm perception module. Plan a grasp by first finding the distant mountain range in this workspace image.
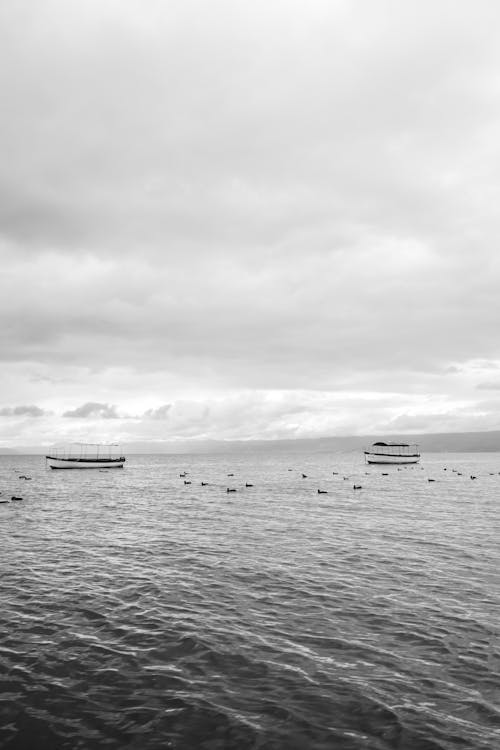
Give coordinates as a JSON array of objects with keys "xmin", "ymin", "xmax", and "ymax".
[{"xmin": 3, "ymin": 430, "xmax": 500, "ymax": 454}]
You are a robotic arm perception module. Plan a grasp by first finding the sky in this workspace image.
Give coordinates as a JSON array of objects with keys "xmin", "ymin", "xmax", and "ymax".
[{"xmin": 2, "ymin": 0, "xmax": 500, "ymax": 448}]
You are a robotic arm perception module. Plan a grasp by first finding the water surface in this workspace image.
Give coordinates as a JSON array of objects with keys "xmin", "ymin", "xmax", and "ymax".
[{"xmin": 1, "ymin": 451, "xmax": 499, "ymax": 749}]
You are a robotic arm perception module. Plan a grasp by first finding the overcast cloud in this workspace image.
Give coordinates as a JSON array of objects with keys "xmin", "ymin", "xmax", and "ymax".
[{"xmin": 1, "ymin": 0, "xmax": 500, "ymax": 447}]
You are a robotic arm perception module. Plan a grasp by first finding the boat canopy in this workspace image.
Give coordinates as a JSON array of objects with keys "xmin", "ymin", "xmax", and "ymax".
[
  {"xmin": 368, "ymin": 442, "xmax": 419, "ymax": 454},
  {"xmin": 373, "ymin": 441, "xmax": 412, "ymax": 447},
  {"xmin": 46, "ymin": 443, "xmax": 124, "ymax": 460}
]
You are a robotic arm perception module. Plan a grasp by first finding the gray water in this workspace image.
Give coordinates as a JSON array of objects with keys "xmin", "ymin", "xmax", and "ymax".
[{"xmin": 0, "ymin": 451, "xmax": 499, "ymax": 749}]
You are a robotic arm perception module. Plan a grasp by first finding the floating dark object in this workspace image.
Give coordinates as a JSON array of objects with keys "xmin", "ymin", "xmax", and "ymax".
[
  {"xmin": 302, "ymin": 474, "xmax": 307, "ymax": 478},
  {"xmin": 11, "ymin": 496, "xmax": 23, "ymax": 501},
  {"xmin": 245, "ymin": 483, "xmax": 253, "ymax": 487},
  {"xmin": 184, "ymin": 480, "xmax": 191, "ymax": 485},
  {"xmin": 226, "ymin": 488, "xmax": 237, "ymax": 493},
  {"xmin": 180, "ymin": 473, "xmax": 187, "ymax": 477},
  {"xmin": 201, "ymin": 482, "xmax": 208, "ymax": 486},
  {"xmin": 0, "ymin": 499, "xmax": 9, "ymax": 504},
  {"xmin": 428, "ymin": 479, "xmax": 435, "ymax": 482},
  {"xmin": 457, "ymin": 473, "xmax": 462, "ymax": 476},
  {"xmin": 353, "ymin": 485, "xmax": 362, "ymax": 490},
  {"xmin": 332, "ymin": 471, "xmax": 338, "ymax": 475},
  {"xmin": 343, "ymin": 477, "xmax": 349, "ymax": 480},
  {"xmin": 382, "ymin": 472, "xmax": 388, "ymax": 476},
  {"xmin": 317, "ymin": 489, "xmax": 327, "ymax": 494},
  {"xmin": 18, "ymin": 475, "xmax": 31, "ymax": 480},
  {"xmin": 470, "ymin": 475, "xmax": 477, "ymax": 480},
  {"xmin": 227, "ymin": 473, "xmax": 234, "ymax": 477}
]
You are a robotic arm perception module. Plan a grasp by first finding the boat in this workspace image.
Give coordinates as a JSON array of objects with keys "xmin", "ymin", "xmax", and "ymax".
[
  {"xmin": 45, "ymin": 443, "xmax": 126, "ymax": 469},
  {"xmin": 363, "ymin": 441, "xmax": 420, "ymax": 464}
]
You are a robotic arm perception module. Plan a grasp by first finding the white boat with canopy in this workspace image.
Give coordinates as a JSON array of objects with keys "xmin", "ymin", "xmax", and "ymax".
[
  {"xmin": 364, "ymin": 441, "xmax": 420, "ymax": 465},
  {"xmin": 45, "ymin": 443, "xmax": 126, "ymax": 469}
]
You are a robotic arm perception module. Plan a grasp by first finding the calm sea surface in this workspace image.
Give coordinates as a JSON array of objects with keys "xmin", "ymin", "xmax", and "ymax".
[{"xmin": 0, "ymin": 450, "xmax": 499, "ymax": 749}]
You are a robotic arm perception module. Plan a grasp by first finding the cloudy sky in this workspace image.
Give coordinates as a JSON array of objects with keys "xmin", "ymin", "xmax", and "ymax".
[{"xmin": 2, "ymin": 0, "xmax": 500, "ymax": 447}]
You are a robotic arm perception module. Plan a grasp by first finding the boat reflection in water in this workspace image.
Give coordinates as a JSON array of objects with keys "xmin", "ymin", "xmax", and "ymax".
[
  {"xmin": 45, "ymin": 443, "xmax": 126, "ymax": 469},
  {"xmin": 364, "ymin": 441, "xmax": 420, "ymax": 465}
]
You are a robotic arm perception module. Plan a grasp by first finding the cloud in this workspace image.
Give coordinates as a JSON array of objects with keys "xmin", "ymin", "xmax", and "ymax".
[
  {"xmin": 143, "ymin": 404, "xmax": 172, "ymax": 420},
  {"xmin": 0, "ymin": 404, "xmax": 48, "ymax": 417},
  {"xmin": 1, "ymin": 387, "xmax": 500, "ymax": 448},
  {"xmin": 62, "ymin": 402, "xmax": 120, "ymax": 419},
  {"xmin": 476, "ymin": 382, "xmax": 500, "ymax": 390},
  {"xmin": 1, "ymin": 2, "xmax": 500, "ymax": 442}
]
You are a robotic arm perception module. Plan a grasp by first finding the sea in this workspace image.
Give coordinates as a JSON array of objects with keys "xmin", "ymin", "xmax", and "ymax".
[{"xmin": 0, "ymin": 450, "xmax": 499, "ymax": 750}]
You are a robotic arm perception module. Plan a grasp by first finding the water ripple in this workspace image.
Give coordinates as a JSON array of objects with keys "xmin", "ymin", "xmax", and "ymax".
[{"xmin": 1, "ymin": 452, "xmax": 499, "ymax": 749}]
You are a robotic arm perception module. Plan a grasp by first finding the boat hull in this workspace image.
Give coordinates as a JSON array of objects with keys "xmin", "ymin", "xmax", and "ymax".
[
  {"xmin": 365, "ymin": 454, "xmax": 420, "ymax": 465},
  {"xmin": 46, "ymin": 457, "xmax": 125, "ymax": 469}
]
